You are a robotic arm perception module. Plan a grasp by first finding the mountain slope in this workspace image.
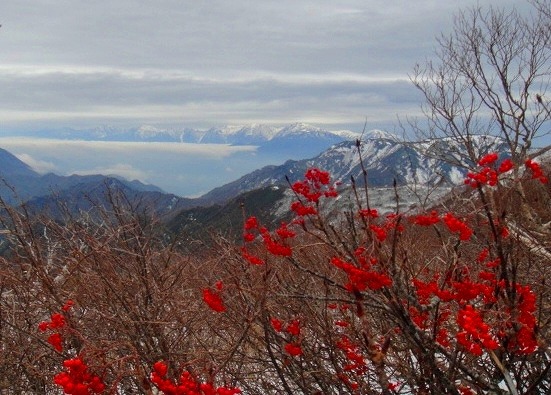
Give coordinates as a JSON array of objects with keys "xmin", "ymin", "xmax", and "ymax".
[
  {"xmin": 198, "ymin": 134, "xmax": 506, "ymax": 205},
  {"xmin": 0, "ymin": 148, "xmax": 181, "ymax": 212},
  {"xmin": 0, "ymin": 148, "xmax": 39, "ymax": 179},
  {"xmin": 169, "ymin": 134, "xmax": 514, "ymax": 241},
  {"xmin": 167, "ymin": 186, "xmax": 287, "ymax": 245},
  {"xmin": 0, "ymin": 148, "xmax": 46, "ymax": 203},
  {"xmin": 257, "ymin": 123, "xmax": 344, "ymax": 159},
  {"xmin": 26, "ymin": 177, "xmax": 195, "ymax": 220}
]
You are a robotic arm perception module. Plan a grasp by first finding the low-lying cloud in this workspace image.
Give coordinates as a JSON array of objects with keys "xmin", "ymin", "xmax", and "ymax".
[
  {"xmin": 14, "ymin": 153, "xmax": 58, "ymax": 174},
  {"xmin": 72, "ymin": 163, "xmax": 150, "ymax": 184}
]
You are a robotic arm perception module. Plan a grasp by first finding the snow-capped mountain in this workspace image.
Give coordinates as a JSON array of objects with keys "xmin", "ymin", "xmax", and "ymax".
[
  {"xmin": 24, "ymin": 123, "xmax": 359, "ymax": 146},
  {"xmin": 361, "ymin": 129, "xmax": 398, "ymax": 141},
  {"xmin": 22, "ymin": 122, "xmax": 360, "ymax": 164},
  {"xmin": 223, "ymin": 124, "xmax": 279, "ymax": 145},
  {"xmin": 199, "ymin": 133, "xmax": 506, "ymax": 205},
  {"xmin": 257, "ymin": 122, "xmax": 346, "ymax": 159},
  {"xmin": 195, "ymin": 124, "xmax": 278, "ymax": 144},
  {"xmin": 134, "ymin": 125, "xmax": 179, "ymax": 140}
]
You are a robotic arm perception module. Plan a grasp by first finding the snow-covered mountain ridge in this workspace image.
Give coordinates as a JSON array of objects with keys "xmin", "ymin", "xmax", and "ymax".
[
  {"xmin": 199, "ymin": 134, "xmax": 507, "ymax": 205},
  {"xmin": 25, "ymin": 122, "xmax": 361, "ymax": 146}
]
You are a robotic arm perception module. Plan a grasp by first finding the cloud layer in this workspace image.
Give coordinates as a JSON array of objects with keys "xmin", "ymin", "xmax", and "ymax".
[{"xmin": 0, "ymin": 0, "xmax": 526, "ymax": 131}]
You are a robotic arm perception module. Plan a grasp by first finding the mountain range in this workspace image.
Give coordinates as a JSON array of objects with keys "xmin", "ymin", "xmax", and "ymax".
[
  {"xmin": 0, "ymin": 148, "xmax": 174, "ymax": 206},
  {"xmin": 0, "ymin": 128, "xmax": 509, "ymax": 235},
  {"xmin": 1, "ymin": 122, "xmax": 364, "ymax": 197},
  {"xmin": 198, "ymin": 131, "xmax": 506, "ymax": 205},
  {"xmin": 21, "ymin": 122, "xmax": 356, "ymax": 145}
]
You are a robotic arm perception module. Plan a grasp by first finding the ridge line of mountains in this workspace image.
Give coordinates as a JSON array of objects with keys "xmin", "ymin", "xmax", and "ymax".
[
  {"xmin": 20, "ymin": 122, "xmax": 360, "ymax": 145},
  {"xmin": 0, "ymin": 125, "xmax": 510, "ymax": 237}
]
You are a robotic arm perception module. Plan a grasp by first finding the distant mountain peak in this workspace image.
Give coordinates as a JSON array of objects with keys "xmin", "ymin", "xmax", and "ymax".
[
  {"xmin": 136, "ymin": 124, "xmax": 165, "ymax": 138},
  {"xmin": 289, "ymin": 121, "xmax": 317, "ymax": 129},
  {"xmin": 361, "ymin": 129, "xmax": 397, "ymax": 141},
  {"xmin": 0, "ymin": 148, "xmax": 39, "ymax": 179},
  {"xmin": 279, "ymin": 122, "xmax": 325, "ymax": 134}
]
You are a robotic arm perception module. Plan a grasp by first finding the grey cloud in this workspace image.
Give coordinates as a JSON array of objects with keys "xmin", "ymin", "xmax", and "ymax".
[
  {"xmin": 2, "ymin": 0, "xmax": 528, "ymax": 73},
  {"xmin": 0, "ymin": 0, "xmax": 533, "ymax": 130},
  {"xmin": 0, "ymin": 65, "xmax": 420, "ymax": 130}
]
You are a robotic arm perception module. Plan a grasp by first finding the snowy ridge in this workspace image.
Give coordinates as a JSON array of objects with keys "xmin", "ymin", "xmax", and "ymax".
[
  {"xmin": 199, "ymin": 133, "xmax": 508, "ymax": 205},
  {"xmin": 26, "ymin": 122, "xmax": 361, "ymax": 146},
  {"xmin": 330, "ymin": 129, "xmax": 363, "ymax": 140},
  {"xmin": 361, "ymin": 129, "xmax": 397, "ymax": 141}
]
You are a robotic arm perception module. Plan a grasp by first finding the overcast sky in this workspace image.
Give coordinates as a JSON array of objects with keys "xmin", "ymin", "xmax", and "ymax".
[{"xmin": 0, "ymin": 0, "xmax": 529, "ymax": 133}]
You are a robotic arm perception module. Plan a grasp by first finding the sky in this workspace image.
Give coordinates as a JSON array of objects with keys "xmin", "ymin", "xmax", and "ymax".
[
  {"xmin": 0, "ymin": 0, "xmax": 529, "ymax": 132},
  {"xmin": 0, "ymin": 0, "xmax": 541, "ymax": 197}
]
